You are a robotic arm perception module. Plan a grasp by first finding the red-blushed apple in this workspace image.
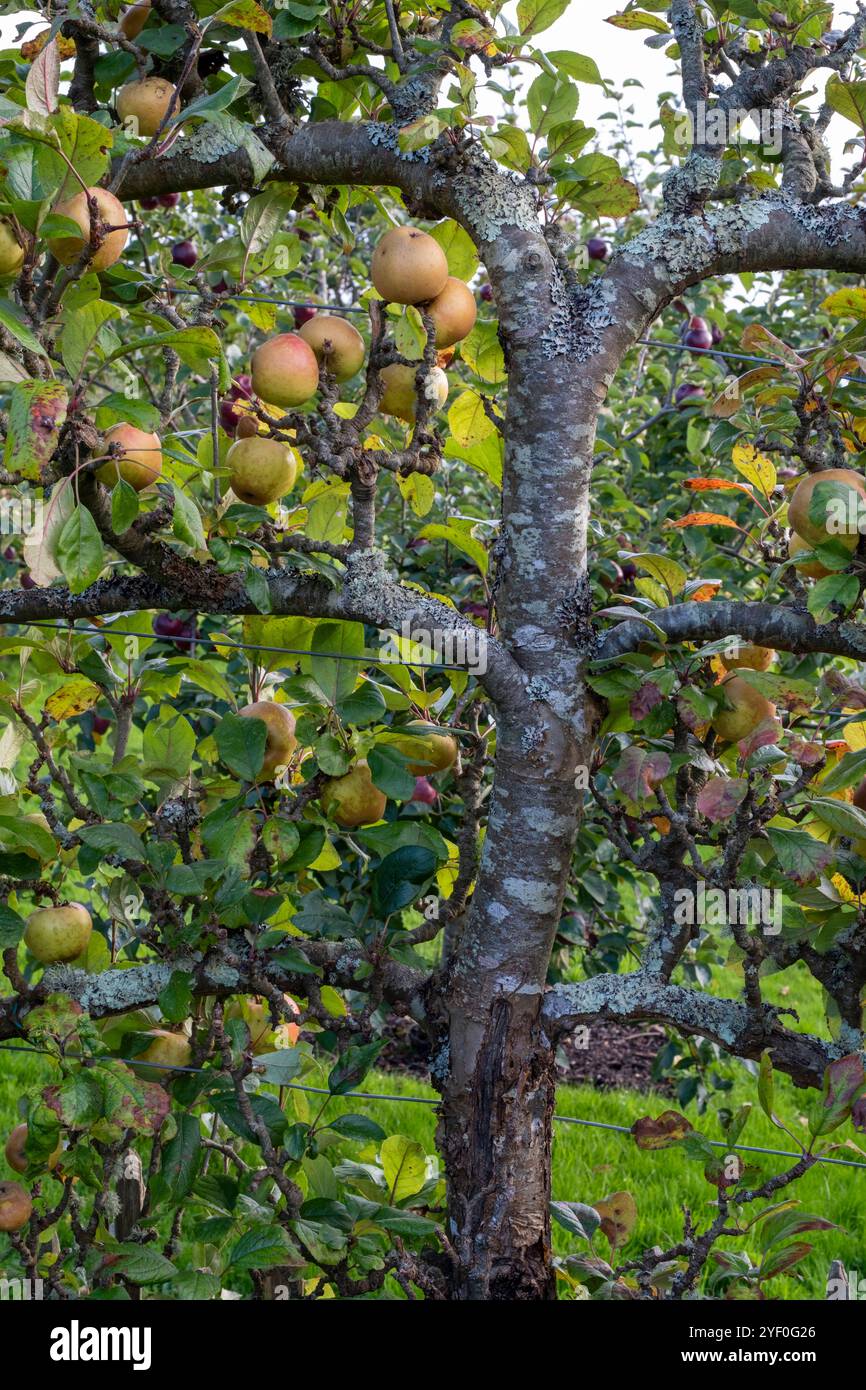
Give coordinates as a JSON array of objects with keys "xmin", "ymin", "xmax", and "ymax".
[
  {"xmin": 293, "ymin": 304, "xmax": 317, "ymax": 329},
  {"xmin": 411, "ymin": 776, "xmax": 437, "ymax": 805},
  {"xmin": 675, "ymin": 382, "xmax": 705, "ymax": 405},
  {"xmin": 251, "ymin": 333, "xmax": 319, "ymax": 408},
  {"xmin": 587, "ymin": 237, "xmax": 609, "ymax": 261},
  {"xmin": 48, "ymin": 187, "xmax": 129, "ymax": 271},
  {"xmin": 96, "ymin": 423, "xmax": 162, "ymax": 491},
  {"xmin": 479, "ymin": 283, "xmax": 494, "ymax": 302},
  {"xmin": 683, "ymin": 315, "xmax": 713, "ymax": 352},
  {"xmin": 371, "ymin": 226, "xmax": 448, "ymax": 304}
]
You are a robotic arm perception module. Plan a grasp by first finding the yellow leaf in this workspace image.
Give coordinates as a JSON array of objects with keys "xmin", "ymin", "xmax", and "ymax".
[
  {"xmin": 44, "ymin": 676, "xmax": 101, "ymax": 720},
  {"xmin": 732, "ymin": 441, "xmax": 776, "ymax": 498},
  {"xmin": 594, "ymin": 1190, "xmax": 637, "ymax": 1249}
]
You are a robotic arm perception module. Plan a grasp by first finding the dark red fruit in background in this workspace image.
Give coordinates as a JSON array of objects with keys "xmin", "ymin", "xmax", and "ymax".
[
  {"xmin": 411, "ymin": 776, "xmax": 438, "ymax": 805},
  {"xmin": 599, "ymin": 560, "xmax": 624, "ymax": 592},
  {"xmin": 152, "ymin": 614, "xmax": 197, "ymax": 649},
  {"xmin": 676, "ymin": 382, "xmax": 705, "ymax": 405},
  {"xmin": 213, "ymin": 277, "xmax": 230, "ymax": 294},
  {"xmin": 229, "ymin": 374, "xmax": 253, "ymax": 401},
  {"xmin": 407, "ymin": 537, "xmax": 429, "ymax": 552},
  {"xmin": 158, "ymin": 193, "xmax": 180, "ymax": 208},
  {"xmin": 621, "ymin": 561, "xmax": 638, "ymax": 582},
  {"xmin": 171, "ymin": 240, "xmax": 197, "ymax": 268},
  {"xmin": 671, "ymin": 298, "xmax": 689, "ymax": 316},
  {"xmin": 460, "ymin": 599, "xmax": 489, "ymax": 622},
  {"xmin": 219, "ymin": 400, "xmax": 241, "ymax": 435},
  {"xmin": 3, "ymin": 546, "xmax": 15, "ymax": 562},
  {"xmin": 587, "ymin": 237, "xmax": 609, "ymax": 261},
  {"xmin": 92, "ymin": 715, "xmax": 111, "ymax": 735},
  {"xmin": 711, "ymin": 322, "xmax": 724, "ymax": 345},
  {"xmin": 20, "ymin": 571, "xmax": 36, "ymax": 589},
  {"xmin": 683, "ymin": 314, "xmax": 713, "ymax": 352},
  {"xmin": 480, "ymin": 284, "xmax": 494, "ymax": 302},
  {"xmin": 293, "ymin": 305, "xmax": 317, "ymax": 329},
  {"xmin": 139, "ymin": 196, "xmax": 159, "ymax": 210}
]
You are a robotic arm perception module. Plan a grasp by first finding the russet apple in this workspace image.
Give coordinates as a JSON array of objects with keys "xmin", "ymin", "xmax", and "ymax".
[
  {"xmin": 119, "ymin": 0, "xmax": 151, "ymax": 39},
  {"xmin": 0, "ymin": 219, "xmax": 25, "ymax": 276},
  {"xmin": 387, "ymin": 724, "xmax": 458, "ymax": 775},
  {"xmin": 789, "ymin": 530, "xmax": 831, "ymax": 578},
  {"xmin": 0, "ymin": 1181, "xmax": 32, "ymax": 1232},
  {"xmin": 49, "ymin": 187, "xmax": 129, "ymax": 271},
  {"xmin": 225, "ymin": 994, "xmax": 300, "ymax": 1053},
  {"xmin": 298, "ymin": 314, "xmax": 365, "ymax": 380},
  {"xmin": 378, "ymin": 363, "xmax": 448, "ymax": 422},
  {"xmin": 251, "ymin": 333, "xmax": 319, "ymax": 408},
  {"xmin": 720, "ymin": 644, "xmax": 775, "ymax": 672},
  {"xmin": 371, "ymin": 226, "xmax": 448, "ymax": 305},
  {"xmin": 711, "ymin": 672, "xmax": 776, "ymax": 743},
  {"xmin": 788, "ymin": 468, "xmax": 866, "ymax": 550},
  {"xmin": 426, "ymin": 276, "xmax": 477, "ymax": 348},
  {"xmin": 131, "ymin": 1029, "xmax": 192, "ymax": 1079},
  {"xmin": 24, "ymin": 902, "xmax": 92, "ymax": 964},
  {"xmin": 237, "ymin": 700, "xmax": 297, "ymax": 777},
  {"xmin": 322, "ymin": 760, "xmax": 387, "ymax": 828},
  {"xmin": 117, "ymin": 77, "xmax": 176, "ymax": 137},
  {"xmin": 5, "ymin": 1123, "xmax": 61, "ymax": 1174},
  {"xmin": 96, "ymin": 423, "xmax": 162, "ymax": 492},
  {"xmin": 227, "ymin": 436, "xmax": 297, "ymax": 505}
]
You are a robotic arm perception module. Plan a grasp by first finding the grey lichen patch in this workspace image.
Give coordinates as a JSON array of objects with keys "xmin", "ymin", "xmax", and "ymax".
[
  {"xmin": 450, "ymin": 153, "xmax": 539, "ymax": 243},
  {"xmin": 541, "ymin": 270, "xmax": 615, "ymax": 362},
  {"xmin": 185, "ymin": 119, "xmax": 274, "ymax": 184},
  {"xmin": 525, "ymin": 675, "xmax": 552, "ymax": 703},
  {"xmin": 662, "ymin": 154, "xmax": 722, "ymax": 213},
  {"xmin": 520, "ymin": 722, "xmax": 545, "ymax": 756},
  {"xmin": 620, "ymin": 196, "xmax": 774, "ymax": 280},
  {"xmin": 503, "ymin": 875, "xmax": 559, "ymax": 912},
  {"xmin": 366, "ymin": 121, "xmax": 431, "ymax": 164}
]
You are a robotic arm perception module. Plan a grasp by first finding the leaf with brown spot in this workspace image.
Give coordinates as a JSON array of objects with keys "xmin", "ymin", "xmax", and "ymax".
[
  {"xmin": 708, "ymin": 367, "xmax": 780, "ymax": 418},
  {"xmin": 593, "ymin": 1190, "xmax": 637, "ymax": 1249},
  {"xmin": 665, "ymin": 511, "xmax": 747, "ymax": 533},
  {"xmin": 44, "ymin": 676, "xmax": 101, "ymax": 721},
  {"xmin": 3, "ymin": 380, "xmax": 68, "ymax": 482},
  {"xmin": 683, "ymin": 477, "xmax": 760, "ymax": 505},
  {"xmin": 740, "ymin": 323, "xmax": 806, "ymax": 368},
  {"xmin": 631, "ymin": 1110, "xmax": 692, "ymax": 1151}
]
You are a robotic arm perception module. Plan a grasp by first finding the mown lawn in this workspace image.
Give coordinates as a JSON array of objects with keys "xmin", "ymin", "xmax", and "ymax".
[{"xmin": 2, "ymin": 1018, "xmax": 862, "ymax": 1299}]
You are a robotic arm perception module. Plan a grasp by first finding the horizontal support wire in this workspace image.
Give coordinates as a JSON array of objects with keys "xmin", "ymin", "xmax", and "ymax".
[{"xmin": 0, "ymin": 1043, "xmax": 862, "ymax": 1170}]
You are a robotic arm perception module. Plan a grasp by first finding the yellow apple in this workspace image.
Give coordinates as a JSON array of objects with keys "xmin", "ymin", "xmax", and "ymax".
[
  {"xmin": 117, "ymin": 77, "xmax": 176, "ymax": 137},
  {"xmin": 0, "ymin": 1181, "xmax": 32, "ymax": 1232},
  {"xmin": 378, "ymin": 363, "xmax": 448, "ymax": 422},
  {"xmin": 227, "ymin": 436, "xmax": 298, "ymax": 504},
  {"xmin": 788, "ymin": 468, "xmax": 866, "ymax": 550},
  {"xmin": 24, "ymin": 902, "xmax": 93, "ymax": 964},
  {"xmin": 711, "ymin": 672, "xmax": 777, "ymax": 743},
  {"xmin": 789, "ymin": 531, "xmax": 831, "ymax": 578},
  {"xmin": 131, "ymin": 1029, "xmax": 192, "ymax": 1079},
  {"xmin": 48, "ymin": 187, "xmax": 129, "ymax": 271},
  {"xmin": 0, "ymin": 219, "xmax": 25, "ymax": 277},
  {"xmin": 237, "ymin": 700, "xmax": 298, "ymax": 777},
  {"xmin": 298, "ymin": 315, "xmax": 365, "ymax": 381},
  {"xmin": 720, "ymin": 644, "xmax": 775, "ymax": 672},
  {"xmin": 387, "ymin": 724, "xmax": 458, "ymax": 775},
  {"xmin": 321, "ymin": 760, "xmax": 386, "ymax": 828},
  {"xmin": 96, "ymin": 423, "xmax": 162, "ymax": 492},
  {"xmin": 119, "ymin": 0, "xmax": 151, "ymax": 39},
  {"xmin": 371, "ymin": 226, "xmax": 448, "ymax": 305}
]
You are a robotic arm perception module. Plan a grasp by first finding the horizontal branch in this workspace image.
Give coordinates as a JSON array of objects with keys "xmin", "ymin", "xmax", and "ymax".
[
  {"xmin": 596, "ymin": 599, "xmax": 866, "ymax": 663},
  {"xmin": 542, "ymin": 971, "xmax": 841, "ymax": 1090},
  {"xmin": 0, "ymin": 940, "xmax": 426, "ymax": 1043}
]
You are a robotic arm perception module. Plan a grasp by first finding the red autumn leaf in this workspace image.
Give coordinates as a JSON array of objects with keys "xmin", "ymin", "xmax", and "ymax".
[
  {"xmin": 665, "ymin": 511, "xmax": 747, "ymax": 532},
  {"xmin": 738, "ymin": 717, "xmax": 782, "ymax": 758},
  {"xmin": 696, "ymin": 776, "xmax": 748, "ymax": 821},
  {"xmin": 629, "ymin": 681, "xmax": 663, "ymax": 720},
  {"xmin": 687, "ymin": 580, "xmax": 722, "ymax": 602}
]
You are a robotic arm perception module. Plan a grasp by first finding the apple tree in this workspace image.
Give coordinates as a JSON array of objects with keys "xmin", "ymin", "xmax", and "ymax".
[{"xmin": 0, "ymin": 0, "xmax": 865, "ymax": 1301}]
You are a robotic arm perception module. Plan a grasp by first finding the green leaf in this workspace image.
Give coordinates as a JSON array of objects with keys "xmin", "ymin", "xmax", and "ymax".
[
  {"xmin": 809, "ymin": 796, "xmax": 866, "ymax": 842},
  {"xmin": 326, "ymin": 1113, "xmax": 386, "ymax": 1142},
  {"xmin": 327, "ymin": 1039, "xmax": 386, "ymax": 1096},
  {"xmin": 807, "ymin": 573, "xmax": 859, "ymax": 624},
  {"xmin": 370, "ymin": 845, "xmax": 437, "ymax": 918},
  {"xmin": 111, "ymin": 479, "xmax": 139, "ymax": 535},
  {"xmin": 428, "ymin": 219, "xmax": 478, "ymax": 281},
  {"xmin": 58, "ymin": 299, "xmax": 122, "ymax": 379},
  {"xmin": 380, "ymin": 1134, "xmax": 427, "ymax": 1202},
  {"xmin": 158, "ymin": 970, "xmax": 194, "ymax": 1026},
  {"xmin": 159, "ymin": 1113, "xmax": 202, "ymax": 1200},
  {"xmin": 113, "ymin": 1244, "xmax": 178, "ymax": 1285},
  {"xmin": 310, "ymin": 620, "xmax": 366, "ymax": 706},
  {"xmin": 229, "ymin": 1224, "xmax": 304, "ymax": 1271},
  {"xmin": 0, "ymin": 903, "xmax": 26, "ymax": 948},
  {"xmin": 240, "ymin": 186, "xmax": 296, "ymax": 256},
  {"xmin": 825, "ymin": 76, "xmax": 866, "ymax": 132},
  {"xmin": 765, "ymin": 827, "xmax": 834, "ymax": 884},
  {"xmin": 547, "ymin": 50, "xmax": 607, "ymax": 87},
  {"xmin": 0, "ymin": 298, "xmax": 48, "ymax": 358},
  {"xmin": 215, "ymin": 711, "xmax": 266, "ymax": 781},
  {"xmin": 3, "ymin": 380, "xmax": 68, "ymax": 483},
  {"xmin": 367, "ymin": 744, "xmax": 416, "ymax": 800},
  {"xmin": 606, "ymin": 9, "xmax": 670, "ymax": 33},
  {"xmin": 526, "ymin": 73, "xmax": 579, "ymax": 138},
  {"xmin": 55, "ymin": 504, "xmax": 105, "ymax": 593},
  {"xmin": 460, "ymin": 319, "xmax": 506, "ymax": 384},
  {"xmin": 517, "ymin": 0, "xmax": 571, "ymax": 36},
  {"xmin": 78, "ymin": 821, "xmax": 147, "ymax": 862}
]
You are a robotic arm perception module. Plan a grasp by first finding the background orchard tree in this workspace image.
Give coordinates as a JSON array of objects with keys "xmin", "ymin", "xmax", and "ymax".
[{"xmin": 0, "ymin": 0, "xmax": 865, "ymax": 1303}]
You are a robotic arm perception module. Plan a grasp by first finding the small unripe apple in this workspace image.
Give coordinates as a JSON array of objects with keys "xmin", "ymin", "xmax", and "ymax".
[
  {"xmin": 96, "ymin": 423, "xmax": 162, "ymax": 492},
  {"xmin": 587, "ymin": 237, "xmax": 609, "ymax": 261},
  {"xmin": 131, "ymin": 1029, "xmax": 192, "ymax": 1079},
  {"xmin": 0, "ymin": 1181, "xmax": 32, "ymax": 1233},
  {"xmin": 237, "ymin": 700, "xmax": 297, "ymax": 777},
  {"xmin": 293, "ymin": 304, "xmax": 317, "ymax": 329},
  {"xmin": 171, "ymin": 238, "xmax": 197, "ymax": 268},
  {"xmin": 379, "ymin": 363, "xmax": 448, "ymax": 422},
  {"xmin": 5, "ymin": 1123, "xmax": 61, "ymax": 1174},
  {"xmin": 321, "ymin": 760, "xmax": 387, "ymax": 828},
  {"xmin": 411, "ymin": 776, "xmax": 437, "ymax": 805},
  {"xmin": 371, "ymin": 226, "xmax": 449, "ymax": 305},
  {"xmin": 711, "ymin": 672, "xmax": 776, "ymax": 743},
  {"xmin": 24, "ymin": 902, "xmax": 93, "ymax": 964},
  {"xmin": 117, "ymin": 77, "xmax": 175, "ymax": 137},
  {"xmin": 298, "ymin": 314, "xmax": 365, "ymax": 381},
  {"xmin": 227, "ymin": 436, "xmax": 298, "ymax": 505},
  {"xmin": 251, "ymin": 333, "xmax": 319, "ymax": 408},
  {"xmin": 48, "ymin": 187, "xmax": 129, "ymax": 271},
  {"xmin": 0, "ymin": 219, "xmax": 25, "ymax": 276},
  {"xmin": 119, "ymin": 0, "xmax": 151, "ymax": 40},
  {"xmin": 426, "ymin": 276, "xmax": 477, "ymax": 348}
]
